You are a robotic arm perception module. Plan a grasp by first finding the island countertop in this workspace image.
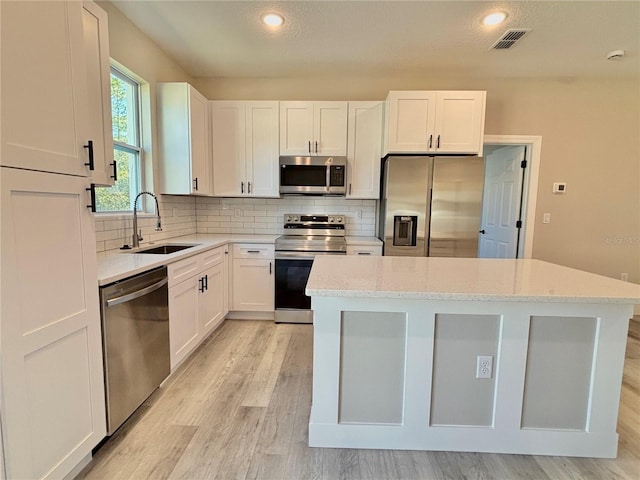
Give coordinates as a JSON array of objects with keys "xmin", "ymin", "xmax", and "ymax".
[{"xmin": 306, "ymin": 256, "xmax": 640, "ymax": 304}]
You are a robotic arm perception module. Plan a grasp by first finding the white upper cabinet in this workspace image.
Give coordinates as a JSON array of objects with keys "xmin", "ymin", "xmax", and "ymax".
[
  {"xmin": 210, "ymin": 101, "xmax": 279, "ymax": 197},
  {"xmin": 1, "ymin": 0, "xmax": 91, "ymax": 176},
  {"xmin": 385, "ymin": 91, "xmax": 486, "ymax": 155},
  {"xmin": 157, "ymin": 83, "xmax": 211, "ymax": 195},
  {"xmin": 346, "ymin": 101, "xmax": 384, "ymax": 199},
  {"xmin": 280, "ymin": 101, "xmax": 347, "ymax": 156},
  {"xmin": 82, "ymin": 0, "xmax": 115, "ymax": 186}
]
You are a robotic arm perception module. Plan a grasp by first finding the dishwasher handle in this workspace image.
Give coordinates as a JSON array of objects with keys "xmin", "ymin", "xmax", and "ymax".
[{"xmin": 106, "ymin": 277, "xmax": 168, "ymax": 307}]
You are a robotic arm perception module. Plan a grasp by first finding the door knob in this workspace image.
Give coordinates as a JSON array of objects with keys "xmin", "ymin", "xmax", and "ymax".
[{"xmin": 479, "ymin": 229, "xmax": 486, "ymax": 234}]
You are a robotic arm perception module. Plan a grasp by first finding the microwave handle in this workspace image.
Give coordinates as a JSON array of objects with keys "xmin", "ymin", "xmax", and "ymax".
[{"xmin": 326, "ymin": 165, "xmax": 330, "ymax": 192}]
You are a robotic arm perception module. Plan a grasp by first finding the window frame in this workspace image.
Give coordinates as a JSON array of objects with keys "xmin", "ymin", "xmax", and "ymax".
[{"xmin": 95, "ymin": 65, "xmax": 146, "ymax": 214}]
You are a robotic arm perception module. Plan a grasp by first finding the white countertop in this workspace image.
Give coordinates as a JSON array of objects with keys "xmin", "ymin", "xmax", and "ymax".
[
  {"xmin": 345, "ymin": 236, "xmax": 382, "ymax": 246},
  {"xmin": 306, "ymin": 256, "xmax": 640, "ymax": 304},
  {"xmin": 97, "ymin": 234, "xmax": 279, "ymax": 285}
]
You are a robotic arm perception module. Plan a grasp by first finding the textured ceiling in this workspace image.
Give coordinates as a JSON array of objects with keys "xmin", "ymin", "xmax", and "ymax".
[{"xmin": 111, "ymin": 1, "xmax": 640, "ymax": 79}]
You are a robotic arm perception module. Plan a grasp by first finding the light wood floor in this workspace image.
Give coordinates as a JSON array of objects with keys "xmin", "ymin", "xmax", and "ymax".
[{"xmin": 79, "ymin": 317, "xmax": 640, "ymax": 480}]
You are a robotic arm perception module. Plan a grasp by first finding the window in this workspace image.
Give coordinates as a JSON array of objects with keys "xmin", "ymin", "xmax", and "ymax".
[{"xmin": 95, "ymin": 67, "xmax": 143, "ymax": 212}]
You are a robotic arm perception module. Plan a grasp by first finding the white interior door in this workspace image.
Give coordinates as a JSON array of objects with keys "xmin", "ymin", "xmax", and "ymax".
[{"xmin": 478, "ymin": 146, "xmax": 526, "ymax": 258}]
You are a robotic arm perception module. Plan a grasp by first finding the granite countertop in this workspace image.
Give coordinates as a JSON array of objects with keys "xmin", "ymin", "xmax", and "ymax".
[
  {"xmin": 345, "ymin": 236, "xmax": 382, "ymax": 246},
  {"xmin": 306, "ymin": 256, "xmax": 640, "ymax": 304},
  {"xmin": 97, "ymin": 234, "xmax": 279, "ymax": 285}
]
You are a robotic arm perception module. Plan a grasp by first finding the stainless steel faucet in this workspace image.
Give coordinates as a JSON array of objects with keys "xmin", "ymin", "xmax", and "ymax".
[{"xmin": 132, "ymin": 191, "xmax": 162, "ymax": 248}]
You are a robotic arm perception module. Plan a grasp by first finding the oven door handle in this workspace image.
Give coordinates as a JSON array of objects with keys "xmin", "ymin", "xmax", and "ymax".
[{"xmin": 275, "ymin": 251, "xmax": 346, "ymax": 260}]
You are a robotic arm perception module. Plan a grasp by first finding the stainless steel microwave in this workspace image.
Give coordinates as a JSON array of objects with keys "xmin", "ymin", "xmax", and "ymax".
[{"xmin": 279, "ymin": 156, "xmax": 347, "ymax": 195}]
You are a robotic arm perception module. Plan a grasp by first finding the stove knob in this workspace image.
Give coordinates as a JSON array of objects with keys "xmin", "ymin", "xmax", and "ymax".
[
  {"xmin": 286, "ymin": 215, "xmax": 292, "ymax": 222},
  {"xmin": 293, "ymin": 216, "xmax": 299, "ymax": 222},
  {"xmin": 328, "ymin": 216, "xmax": 335, "ymax": 222},
  {"xmin": 337, "ymin": 216, "xmax": 343, "ymax": 223}
]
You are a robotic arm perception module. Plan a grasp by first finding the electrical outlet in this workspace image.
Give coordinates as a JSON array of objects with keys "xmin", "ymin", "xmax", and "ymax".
[
  {"xmin": 234, "ymin": 208, "xmax": 241, "ymax": 217},
  {"xmin": 356, "ymin": 210, "xmax": 362, "ymax": 220},
  {"xmin": 543, "ymin": 213, "xmax": 551, "ymax": 224},
  {"xmin": 476, "ymin": 355, "xmax": 493, "ymax": 379},
  {"xmin": 621, "ymin": 273, "xmax": 629, "ymax": 282}
]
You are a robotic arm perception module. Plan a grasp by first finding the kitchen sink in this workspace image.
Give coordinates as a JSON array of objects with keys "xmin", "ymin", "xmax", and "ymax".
[{"xmin": 131, "ymin": 244, "xmax": 199, "ymax": 254}]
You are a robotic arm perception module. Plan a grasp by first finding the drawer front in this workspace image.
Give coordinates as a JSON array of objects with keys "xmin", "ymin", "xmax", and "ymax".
[
  {"xmin": 233, "ymin": 243, "xmax": 274, "ymax": 259},
  {"xmin": 201, "ymin": 245, "xmax": 225, "ymax": 268},
  {"xmin": 168, "ymin": 255, "xmax": 201, "ymax": 284},
  {"xmin": 347, "ymin": 245, "xmax": 382, "ymax": 256}
]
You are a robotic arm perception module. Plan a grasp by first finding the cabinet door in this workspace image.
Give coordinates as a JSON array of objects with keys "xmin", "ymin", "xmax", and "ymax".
[
  {"xmin": 246, "ymin": 101, "xmax": 280, "ymax": 197},
  {"xmin": 189, "ymin": 85, "xmax": 211, "ymax": 194},
  {"xmin": 1, "ymin": 168, "xmax": 106, "ymax": 479},
  {"xmin": 169, "ymin": 276, "xmax": 200, "ymax": 370},
  {"xmin": 279, "ymin": 101, "xmax": 314, "ymax": 155},
  {"xmin": 232, "ymin": 259, "xmax": 274, "ymax": 311},
  {"xmin": 434, "ymin": 91, "xmax": 486, "ymax": 155},
  {"xmin": 347, "ymin": 101, "xmax": 383, "ymax": 199},
  {"xmin": 199, "ymin": 263, "xmax": 225, "ymax": 336},
  {"xmin": 1, "ymin": 1, "xmax": 90, "ymax": 176},
  {"xmin": 314, "ymin": 101, "xmax": 348, "ymax": 156},
  {"xmin": 211, "ymin": 101, "xmax": 246, "ymax": 196},
  {"xmin": 82, "ymin": 0, "xmax": 114, "ymax": 186},
  {"xmin": 386, "ymin": 91, "xmax": 436, "ymax": 153}
]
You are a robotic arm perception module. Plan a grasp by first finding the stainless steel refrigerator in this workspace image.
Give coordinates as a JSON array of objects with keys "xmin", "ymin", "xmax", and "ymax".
[{"xmin": 379, "ymin": 156, "xmax": 485, "ymax": 257}]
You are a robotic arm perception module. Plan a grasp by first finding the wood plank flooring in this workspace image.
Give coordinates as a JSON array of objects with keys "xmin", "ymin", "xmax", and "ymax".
[{"xmin": 78, "ymin": 317, "xmax": 640, "ymax": 480}]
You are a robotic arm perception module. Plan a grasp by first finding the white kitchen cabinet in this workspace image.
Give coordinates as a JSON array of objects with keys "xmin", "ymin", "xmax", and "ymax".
[
  {"xmin": 347, "ymin": 244, "xmax": 383, "ymax": 256},
  {"xmin": 231, "ymin": 244, "xmax": 275, "ymax": 311},
  {"xmin": 280, "ymin": 101, "xmax": 348, "ymax": 156},
  {"xmin": 1, "ymin": 0, "xmax": 92, "ymax": 177},
  {"xmin": 168, "ymin": 246, "xmax": 227, "ymax": 370},
  {"xmin": 385, "ymin": 91, "xmax": 486, "ymax": 155},
  {"xmin": 1, "ymin": 168, "xmax": 106, "ymax": 480},
  {"xmin": 346, "ymin": 101, "xmax": 384, "ymax": 199},
  {"xmin": 82, "ymin": 0, "xmax": 115, "ymax": 186},
  {"xmin": 210, "ymin": 101, "xmax": 279, "ymax": 197},
  {"xmin": 158, "ymin": 83, "xmax": 211, "ymax": 195}
]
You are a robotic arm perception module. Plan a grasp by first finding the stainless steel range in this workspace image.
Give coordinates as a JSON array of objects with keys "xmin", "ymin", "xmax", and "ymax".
[{"xmin": 275, "ymin": 214, "xmax": 347, "ymax": 324}]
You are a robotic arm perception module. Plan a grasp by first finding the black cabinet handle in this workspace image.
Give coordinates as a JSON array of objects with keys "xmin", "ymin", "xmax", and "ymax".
[
  {"xmin": 248, "ymin": 182, "xmax": 251, "ymax": 194},
  {"xmin": 110, "ymin": 160, "xmax": 117, "ymax": 181},
  {"xmin": 241, "ymin": 181, "xmax": 244, "ymax": 194},
  {"xmin": 193, "ymin": 177, "xmax": 198, "ymax": 191},
  {"xmin": 308, "ymin": 141, "xmax": 311, "ymax": 154},
  {"xmin": 204, "ymin": 274, "xmax": 208, "ymax": 291},
  {"xmin": 428, "ymin": 134, "xmax": 433, "ymax": 149},
  {"xmin": 84, "ymin": 140, "xmax": 94, "ymax": 170},
  {"xmin": 198, "ymin": 277, "xmax": 205, "ymax": 293},
  {"xmin": 349, "ymin": 184, "xmax": 352, "ymax": 195},
  {"xmin": 436, "ymin": 135, "xmax": 441, "ymax": 149},
  {"xmin": 86, "ymin": 184, "xmax": 96, "ymax": 212},
  {"xmin": 315, "ymin": 141, "xmax": 318, "ymax": 153},
  {"xmin": 269, "ymin": 261, "xmax": 272, "ymax": 275},
  {"xmin": 479, "ymin": 229, "xmax": 486, "ymax": 234}
]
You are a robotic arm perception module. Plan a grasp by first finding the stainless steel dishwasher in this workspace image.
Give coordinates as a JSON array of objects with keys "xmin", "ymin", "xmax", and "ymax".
[{"xmin": 99, "ymin": 266, "xmax": 170, "ymax": 435}]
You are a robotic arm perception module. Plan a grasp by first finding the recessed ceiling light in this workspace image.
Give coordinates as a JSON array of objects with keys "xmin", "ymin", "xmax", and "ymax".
[
  {"xmin": 482, "ymin": 12, "xmax": 507, "ymax": 26},
  {"xmin": 262, "ymin": 13, "xmax": 284, "ymax": 27}
]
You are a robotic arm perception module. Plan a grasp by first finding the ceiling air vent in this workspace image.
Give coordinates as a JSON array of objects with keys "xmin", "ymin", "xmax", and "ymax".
[{"xmin": 490, "ymin": 29, "xmax": 531, "ymax": 50}]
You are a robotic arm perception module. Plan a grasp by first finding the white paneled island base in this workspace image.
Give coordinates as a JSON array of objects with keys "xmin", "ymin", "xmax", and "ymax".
[{"xmin": 306, "ymin": 257, "xmax": 640, "ymax": 458}]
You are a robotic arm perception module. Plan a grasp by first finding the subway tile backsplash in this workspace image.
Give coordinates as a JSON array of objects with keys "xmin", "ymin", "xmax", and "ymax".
[
  {"xmin": 95, "ymin": 195, "xmax": 197, "ymax": 253},
  {"xmin": 95, "ymin": 195, "xmax": 377, "ymax": 253}
]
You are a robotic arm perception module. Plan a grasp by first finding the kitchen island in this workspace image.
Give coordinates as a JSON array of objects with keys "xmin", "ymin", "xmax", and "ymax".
[{"xmin": 306, "ymin": 256, "xmax": 640, "ymax": 458}]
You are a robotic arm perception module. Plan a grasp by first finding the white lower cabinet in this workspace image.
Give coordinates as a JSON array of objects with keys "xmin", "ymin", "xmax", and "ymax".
[
  {"xmin": 231, "ymin": 244, "xmax": 274, "ymax": 312},
  {"xmin": 168, "ymin": 245, "xmax": 228, "ymax": 370},
  {"xmin": 1, "ymin": 168, "xmax": 106, "ymax": 479}
]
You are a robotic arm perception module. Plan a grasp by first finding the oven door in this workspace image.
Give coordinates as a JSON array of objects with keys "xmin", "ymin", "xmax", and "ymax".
[
  {"xmin": 275, "ymin": 252, "xmax": 315, "ymax": 324},
  {"xmin": 274, "ymin": 251, "xmax": 345, "ymax": 324}
]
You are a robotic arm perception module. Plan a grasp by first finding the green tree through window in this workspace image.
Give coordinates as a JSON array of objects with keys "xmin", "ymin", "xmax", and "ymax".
[{"xmin": 95, "ymin": 68, "xmax": 142, "ymax": 212}]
